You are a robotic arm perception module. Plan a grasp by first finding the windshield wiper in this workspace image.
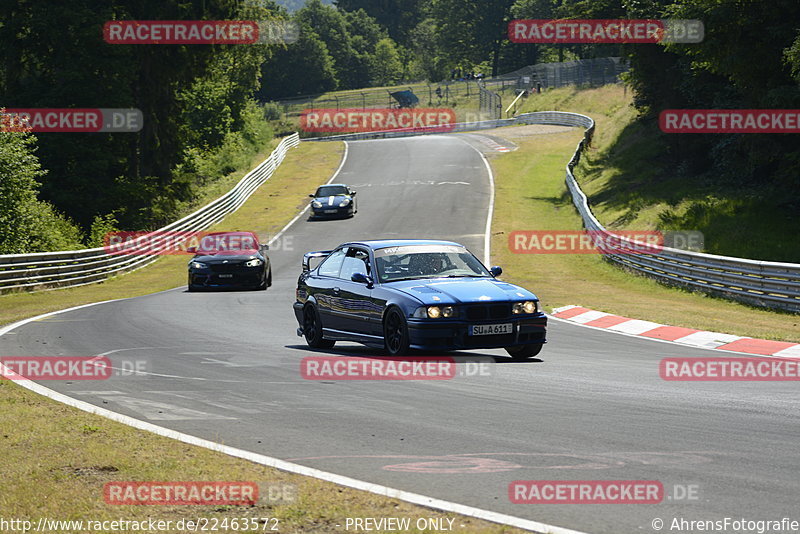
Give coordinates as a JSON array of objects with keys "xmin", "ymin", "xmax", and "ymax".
[
  {"xmin": 445, "ymin": 274, "xmax": 487, "ymax": 278},
  {"xmin": 384, "ymin": 276, "xmax": 433, "ymax": 282}
]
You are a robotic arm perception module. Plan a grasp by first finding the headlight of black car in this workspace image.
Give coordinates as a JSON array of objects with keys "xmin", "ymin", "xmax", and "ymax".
[
  {"xmin": 190, "ymin": 261, "xmax": 208, "ymax": 269},
  {"xmin": 312, "ymin": 200, "xmax": 322, "ymax": 208},
  {"xmin": 245, "ymin": 258, "xmax": 264, "ymax": 267},
  {"xmin": 339, "ymin": 198, "xmax": 350, "ymax": 207}
]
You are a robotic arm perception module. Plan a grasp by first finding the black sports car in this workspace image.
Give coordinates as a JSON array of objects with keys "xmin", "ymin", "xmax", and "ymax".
[
  {"xmin": 309, "ymin": 184, "xmax": 357, "ymax": 219},
  {"xmin": 187, "ymin": 231, "xmax": 271, "ymax": 291},
  {"xmin": 293, "ymin": 239, "xmax": 547, "ymax": 359}
]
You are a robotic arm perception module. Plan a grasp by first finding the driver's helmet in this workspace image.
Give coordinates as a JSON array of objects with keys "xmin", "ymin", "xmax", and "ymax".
[{"xmin": 410, "ymin": 253, "xmax": 447, "ymax": 275}]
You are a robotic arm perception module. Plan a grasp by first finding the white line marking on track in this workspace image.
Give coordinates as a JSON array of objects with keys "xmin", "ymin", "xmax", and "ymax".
[{"xmin": 457, "ymin": 138, "xmax": 495, "ymax": 266}]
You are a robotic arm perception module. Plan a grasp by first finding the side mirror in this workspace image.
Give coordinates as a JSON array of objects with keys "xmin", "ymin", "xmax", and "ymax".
[
  {"xmin": 186, "ymin": 247, "xmax": 197, "ymax": 254},
  {"xmin": 351, "ymin": 272, "xmax": 371, "ymax": 285},
  {"xmin": 308, "ymin": 194, "xmax": 315, "ymax": 198},
  {"xmin": 350, "ymin": 190, "xmax": 357, "ymax": 196},
  {"xmin": 260, "ymin": 243, "xmax": 269, "ymax": 251},
  {"xmin": 490, "ymin": 266, "xmax": 502, "ymax": 277}
]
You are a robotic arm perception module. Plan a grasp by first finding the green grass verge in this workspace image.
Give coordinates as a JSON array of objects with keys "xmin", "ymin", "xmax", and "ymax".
[
  {"xmin": 488, "ymin": 88, "xmax": 799, "ymax": 341},
  {"xmin": 0, "ymin": 140, "xmax": 526, "ymax": 533}
]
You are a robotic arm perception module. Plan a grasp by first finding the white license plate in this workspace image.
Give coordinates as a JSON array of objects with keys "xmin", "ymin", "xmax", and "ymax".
[
  {"xmin": 470, "ymin": 323, "xmax": 513, "ymax": 336},
  {"xmin": 324, "ymin": 209, "xmax": 337, "ymax": 213},
  {"xmin": 218, "ymin": 274, "xmax": 234, "ymax": 278}
]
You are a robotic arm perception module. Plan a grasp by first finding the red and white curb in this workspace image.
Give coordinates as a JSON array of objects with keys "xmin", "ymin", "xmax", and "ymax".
[
  {"xmin": 485, "ymin": 138, "xmax": 512, "ymax": 152},
  {"xmin": 476, "ymin": 136, "xmax": 514, "ymax": 153},
  {"xmin": 551, "ymin": 305, "xmax": 800, "ymax": 358}
]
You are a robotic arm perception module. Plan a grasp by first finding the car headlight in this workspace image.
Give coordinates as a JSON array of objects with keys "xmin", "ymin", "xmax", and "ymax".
[
  {"xmin": 245, "ymin": 258, "xmax": 264, "ymax": 267},
  {"xmin": 190, "ymin": 261, "xmax": 208, "ymax": 269},
  {"xmin": 311, "ymin": 201, "xmax": 322, "ymax": 208},
  {"xmin": 413, "ymin": 306, "xmax": 455, "ymax": 318},
  {"xmin": 339, "ymin": 198, "xmax": 350, "ymax": 207},
  {"xmin": 512, "ymin": 301, "xmax": 537, "ymax": 314}
]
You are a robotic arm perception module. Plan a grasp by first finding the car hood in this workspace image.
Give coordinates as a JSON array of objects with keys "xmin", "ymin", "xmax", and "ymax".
[
  {"xmin": 191, "ymin": 250, "xmax": 259, "ymax": 262},
  {"xmin": 389, "ymin": 278, "xmax": 538, "ymax": 305},
  {"xmin": 312, "ymin": 195, "xmax": 350, "ymax": 206}
]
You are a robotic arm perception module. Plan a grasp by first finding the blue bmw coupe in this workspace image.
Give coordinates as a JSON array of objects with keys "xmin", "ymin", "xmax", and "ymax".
[{"xmin": 293, "ymin": 240, "xmax": 547, "ymax": 359}]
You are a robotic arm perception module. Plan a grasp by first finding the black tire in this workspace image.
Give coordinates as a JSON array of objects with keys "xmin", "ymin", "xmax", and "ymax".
[
  {"xmin": 188, "ymin": 275, "xmax": 197, "ymax": 292},
  {"xmin": 266, "ymin": 268, "xmax": 272, "ymax": 287},
  {"xmin": 384, "ymin": 307, "xmax": 410, "ymax": 356},
  {"xmin": 256, "ymin": 268, "xmax": 270, "ymax": 291},
  {"xmin": 505, "ymin": 344, "xmax": 543, "ymax": 360},
  {"xmin": 303, "ymin": 304, "xmax": 335, "ymax": 349}
]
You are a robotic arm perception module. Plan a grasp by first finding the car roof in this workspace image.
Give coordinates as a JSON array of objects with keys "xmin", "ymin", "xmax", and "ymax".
[
  {"xmin": 340, "ymin": 239, "xmax": 464, "ymax": 250},
  {"xmin": 316, "ymin": 183, "xmax": 349, "ymax": 188}
]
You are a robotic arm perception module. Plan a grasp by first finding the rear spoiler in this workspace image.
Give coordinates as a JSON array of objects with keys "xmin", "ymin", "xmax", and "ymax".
[{"xmin": 302, "ymin": 250, "xmax": 333, "ymax": 272}]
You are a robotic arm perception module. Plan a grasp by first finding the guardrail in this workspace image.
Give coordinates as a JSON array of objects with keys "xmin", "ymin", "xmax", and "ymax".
[
  {"xmin": 0, "ymin": 133, "xmax": 300, "ymax": 293},
  {"xmin": 308, "ymin": 111, "xmax": 800, "ymax": 313}
]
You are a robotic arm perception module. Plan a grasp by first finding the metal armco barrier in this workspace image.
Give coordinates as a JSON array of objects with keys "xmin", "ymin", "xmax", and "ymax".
[
  {"xmin": 309, "ymin": 112, "xmax": 800, "ymax": 313},
  {"xmin": 0, "ymin": 133, "xmax": 300, "ymax": 293}
]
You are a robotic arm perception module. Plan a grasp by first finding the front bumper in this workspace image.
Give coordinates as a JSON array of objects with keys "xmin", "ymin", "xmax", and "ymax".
[
  {"xmin": 407, "ymin": 313, "xmax": 547, "ymax": 350},
  {"xmin": 189, "ymin": 270, "xmax": 264, "ymax": 289},
  {"xmin": 311, "ymin": 205, "xmax": 354, "ymax": 218}
]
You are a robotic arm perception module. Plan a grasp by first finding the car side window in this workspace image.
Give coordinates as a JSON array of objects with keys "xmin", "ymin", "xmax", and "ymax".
[
  {"xmin": 318, "ymin": 248, "xmax": 346, "ymax": 277},
  {"xmin": 340, "ymin": 248, "xmax": 370, "ymax": 280}
]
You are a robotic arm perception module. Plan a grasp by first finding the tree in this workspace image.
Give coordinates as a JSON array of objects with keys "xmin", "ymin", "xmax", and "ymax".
[
  {"xmin": 430, "ymin": 0, "xmax": 517, "ymax": 76},
  {"xmin": 296, "ymin": 0, "xmax": 357, "ymax": 88},
  {"xmin": 343, "ymin": 9, "xmax": 390, "ymax": 88},
  {"xmin": 409, "ymin": 18, "xmax": 450, "ymax": 82},
  {"xmin": 334, "ymin": 0, "xmax": 425, "ymax": 47},
  {"xmin": 371, "ymin": 38, "xmax": 403, "ymax": 85},
  {"xmin": 0, "ymin": 127, "xmax": 82, "ymax": 253},
  {"xmin": 258, "ymin": 23, "xmax": 338, "ymax": 98}
]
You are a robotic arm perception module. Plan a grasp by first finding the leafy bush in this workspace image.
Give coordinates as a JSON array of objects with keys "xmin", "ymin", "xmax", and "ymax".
[{"xmin": 0, "ymin": 129, "xmax": 83, "ymax": 254}]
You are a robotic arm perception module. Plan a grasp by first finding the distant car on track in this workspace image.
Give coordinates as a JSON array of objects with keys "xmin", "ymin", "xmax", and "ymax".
[
  {"xmin": 309, "ymin": 184, "xmax": 357, "ymax": 219},
  {"xmin": 293, "ymin": 239, "xmax": 547, "ymax": 359},
  {"xmin": 187, "ymin": 231, "xmax": 271, "ymax": 291}
]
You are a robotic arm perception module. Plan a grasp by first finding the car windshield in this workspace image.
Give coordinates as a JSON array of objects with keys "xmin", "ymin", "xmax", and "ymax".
[
  {"xmin": 195, "ymin": 233, "xmax": 257, "ymax": 254},
  {"xmin": 374, "ymin": 245, "xmax": 491, "ymax": 282},
  {"xmin": 315, "ymin": 185, "xmax": 349, "ymax": 197}
]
